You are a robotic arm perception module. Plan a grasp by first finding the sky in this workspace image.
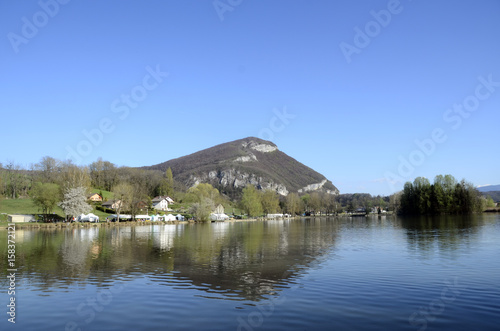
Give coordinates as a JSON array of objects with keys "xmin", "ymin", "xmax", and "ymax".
[{"xmin": 1, "ymin": 0, "xmax": 499, "ymax": 196}]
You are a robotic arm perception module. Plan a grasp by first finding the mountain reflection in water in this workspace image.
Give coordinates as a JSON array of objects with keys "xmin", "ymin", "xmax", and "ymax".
[{"xmin": 2, "ymin": 219, "xmax": 339, "ymax": 301}]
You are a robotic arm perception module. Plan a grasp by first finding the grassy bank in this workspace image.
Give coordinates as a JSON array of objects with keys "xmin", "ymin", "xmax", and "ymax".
[{"xmin": 0, "ymin": 198, "xmax": 112, "ymax": 221}]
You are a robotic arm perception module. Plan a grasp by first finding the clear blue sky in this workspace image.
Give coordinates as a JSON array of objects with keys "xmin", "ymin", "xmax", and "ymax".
[{"xmin": 1, "ymin": 0, "xmax": 499, "ymax": 196}]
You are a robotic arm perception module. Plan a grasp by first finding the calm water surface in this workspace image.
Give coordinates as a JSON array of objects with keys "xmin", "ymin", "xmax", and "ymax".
[{"xmin": 1, "ymin": 215, "xmax": 499, "ymax": 330}]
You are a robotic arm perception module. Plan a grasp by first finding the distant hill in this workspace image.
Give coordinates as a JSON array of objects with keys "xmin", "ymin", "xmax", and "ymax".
[
  {"xmin": 477, "ymin": 184, "xmax": 500, "ymax": 192},
  {"xmin": 143, "ymin": 137, "xmax": 338, "ymax": 198}
]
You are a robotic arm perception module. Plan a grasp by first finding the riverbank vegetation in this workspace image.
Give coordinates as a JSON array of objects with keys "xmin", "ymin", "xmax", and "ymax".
[
  {"xmin": 398, "ymin": 175, "xmax": 488, "ymax": 215},
  {"xmin": 0, "ymin": 157, "xmax": 497, "ymax": 222}
]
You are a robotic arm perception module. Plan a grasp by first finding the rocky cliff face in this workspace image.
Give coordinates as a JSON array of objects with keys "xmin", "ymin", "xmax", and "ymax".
[
  {"xmin": 190, "ymin": 169, "xmax": 290, "ymax": 196},
  {"xmin": 143, "ymin": 137, "xmax": 339, "ymax": 197}
]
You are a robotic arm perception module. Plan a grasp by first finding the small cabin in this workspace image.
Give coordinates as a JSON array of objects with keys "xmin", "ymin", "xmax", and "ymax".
[
  {"xmin": 88, "ymin": 193, "xmax": 103, "ymax": 202},
  {"xmin": 102, "ymin": 200, "xmax": 122, "ymax": 210},
  {"xmin": 8, "ymin": 214, "xmax": 36, "ymax": 223}
]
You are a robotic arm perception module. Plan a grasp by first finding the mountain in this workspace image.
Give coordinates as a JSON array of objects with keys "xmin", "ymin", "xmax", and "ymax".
[
  {"xmin": 143, "ymin": 137, "xmax": 338, "ymax": 197},
  {"xmin": 477, "ymin": 185, "xmax": 500, "ymax": 192}
]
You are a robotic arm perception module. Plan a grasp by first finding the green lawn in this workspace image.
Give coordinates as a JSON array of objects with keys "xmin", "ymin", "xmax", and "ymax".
[
  {"xmin": 0, "ymin": 198, "xmax": 63, "ymax": 217},
  {"xmin": 90, "ymin": 188, "xmax": 114, "ymax": 201},
  {"xmin": 0, "ymin": 198, "xmax": 112, "ymax": 221}
]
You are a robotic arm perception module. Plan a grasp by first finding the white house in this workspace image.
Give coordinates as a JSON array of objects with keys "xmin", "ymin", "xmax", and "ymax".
[
  {"xmin": 266, "ymin": 213, "xmax": 284, "ymax": 219},
  {"xmin": 152, "ymin": 196, "xmax": 173, "ymax": 211},
  {"xmin": 210, "ymin": 204, "xmax": 229, "ymax": 221},
  {"xmin": 210, "ymin": 213, "xmax": 229, "ymax": 221}
]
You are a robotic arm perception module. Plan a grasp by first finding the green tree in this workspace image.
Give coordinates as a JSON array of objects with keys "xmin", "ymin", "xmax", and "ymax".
[
  {"xmin": 187, "ymin": 183, "xmax": 220, "ymax": 203},
  {"xmin": 399, "ymin": 175, "xmax": 482, "ymax": 215},
  {"xmin": 484, "ymin": 196, "xmax": 496, "ymax": 209},
  {"xmin": 32, "ymin": 182, "xmax": 60, "ymax": 219},
  {"xmin": 431, "ymin": 176, "xmax": 446, "ymax": 214},
  {"xmin": 389, "ymin": 191, "xmax": 402, "ymax": 213},
  {"xmin": 443, "ymin": 174, "xmax": 457, "ymax": 212},
  {"xmin": 285, "ymin": 192, "xmax": 302, "ymax": 215},
  {"xmin": 0, "ymin": 174, "xmax": 3, "ymax": 210},
  {"xmin": 189, "ymin": 197, "xmax": 215, "ymax": 222},
  {"xmin": 261, "ymin": 189, "xmax": 280, "ymax": 214},
  {"xmin": 327, "ymin": 194, "xmax": 340, "ymax": 214},
  {"xmin": 241, "ymin": 185, "xmax": 263, "ymax": 217},
  {"xmin": 400, "ymin": 181, "xmax": 416, "ymax": 214},
  {"xmin": 301, "ymin": 194, "xmax": 310, "ymax": 211},
  {"xmin": 453, "ymin": 180, "xmax": 482, "ymax": 214},
  {"xmin": 309, "ymin": 192, "xmax": 321, "ymax": 214},
  {"xmin": 414, "ymin": 177, "xmax": 431, "ymax": 214},
  {"xmin": 186, "ymin": 183, "xmax": 220, "ymax": 221}
]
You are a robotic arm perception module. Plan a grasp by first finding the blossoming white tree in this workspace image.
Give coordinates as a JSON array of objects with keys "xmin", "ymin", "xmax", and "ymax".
[{"xmin": 59, "ymin": 187, "xmax": 92, "ymax": 220}]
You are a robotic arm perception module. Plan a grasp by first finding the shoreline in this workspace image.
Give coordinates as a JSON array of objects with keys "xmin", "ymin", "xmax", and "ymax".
[
  {"xmin": 0, "ymin": 216, "xmax": 294, "ymax": 229},
  {"xmin": 3, "ymin": 210, "xmax": 498, "ymax": 229}
]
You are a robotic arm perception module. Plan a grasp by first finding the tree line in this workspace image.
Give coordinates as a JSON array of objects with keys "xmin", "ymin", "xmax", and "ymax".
[
  {"xmin": 397, "ymin": 175, "xmax": 487, "ymax": 215},
  {"xmin": 0, "ymin": 157, "xmax": 492, "ymax": 220}
]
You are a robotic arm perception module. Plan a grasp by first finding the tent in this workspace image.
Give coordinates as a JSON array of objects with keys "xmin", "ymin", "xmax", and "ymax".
[
  {"xmin": 105, "ymin": 214, "xmax": 132, "ymax": 222},
  {"xmin": 165, "ymin": 214, "xmax": 177, "ymax": 221},
  {"xmin": 77, "ymin": 213, "xmax": 100, "ymax": 223},
  {"xmin": 135, "ymin": 215, "xmax": 151, "ymax": 221},
  {"xmin": 175, "ymin": 214, "xmax": 185, "ymax": 221}
]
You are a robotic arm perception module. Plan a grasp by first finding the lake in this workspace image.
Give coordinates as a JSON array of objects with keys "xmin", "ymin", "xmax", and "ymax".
[{"xmin": 1, "ymin": 215, "xmax": 499, "ymax": 330}]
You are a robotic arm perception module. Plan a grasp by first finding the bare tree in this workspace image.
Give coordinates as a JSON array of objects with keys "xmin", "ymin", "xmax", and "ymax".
[
  {"xmin": 90, "ymin": 158, "xmax": 118, "ymax": 191},
  {"xmin": 113, "ymin": 182, "xmax": 133, "ymax": 222},
  {"xmin": 4, "ymin": 161, "xmax": 23, "ymax": 199},
  {"xmin": 60, "ymin": 161, "xmax": 91, "ymax": 191},
  {"xmin": 37, "ymin": 156, "xmax": 61, "ymax": 183}
]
